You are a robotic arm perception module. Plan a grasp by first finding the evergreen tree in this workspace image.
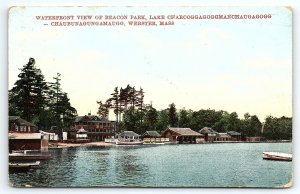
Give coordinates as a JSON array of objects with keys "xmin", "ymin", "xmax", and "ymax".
[
  {"xmin": 110, "ymin": 87, "xmax": 121, "ymax": 124},
  {"xmin": 178, "ymin": 109, "xmax": 191, "ymax": 128},
  {"xmin": 168, "ymin": 103, "xmax": 178, "ymax": 127},
  {"xmin": 9, "ymin": 58, "xmax": 48, "ymax": 122},
  {"xmin": 48, "ymin": 72, "xmax": 77, "ymax": 127},
  {"xmin": 145, "ymin": 105, "xmax": 158, "ymax": 131}
]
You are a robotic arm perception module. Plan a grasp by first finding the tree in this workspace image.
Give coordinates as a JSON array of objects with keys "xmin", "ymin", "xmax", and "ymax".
[
  {"xmin": 145, "ymin": 105, "xmax": 158, "ymax": 131},
  {"xmin": 156, "ymin": 109, "xmax": 169, "ymax": 132},
  {"xmin": 240, "ymin": 113, "xmax": 262, "ymax": 137},
  {"xmin": 48, "ymin": 72, "xmax": 77, "ymax": 128},
  {"xmin": 9, "ymin": 58, "xmax": 48, "ymax": 122},
  {"xmin": 178, "ymin": 108, "xmax": 191, "ymax": 128},
  {"xmin": 263, "ymin": 116, "xmax": 292, "ymax": 140},
  {"xmin": 109, "ymin": 87, "xmax": 121, "ymax": 123},
  {"xmin": 122, "ymin": 108, "xmax": 140, "ymax": 133},
  {"xmin": 168, "ymin": 103, "xmax": 178, "ymax": 127}
]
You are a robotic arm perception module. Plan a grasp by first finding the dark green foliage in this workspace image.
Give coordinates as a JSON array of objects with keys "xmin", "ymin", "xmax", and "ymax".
[
  {"xmin": 9, "ymin": 58, "xmax": 77, "ymax": 130},
  {"xmin": 168, "ymin": 103, "xmax": 178, "ymax": 127},
  {"xmin": 48, "ymin": 73, "xmax": 77, "ymax": 128},
  {"xmin": 9, "ymin": 58, "xmax": 48, "ymax": 121},
  {"xmin": 263, "ymin": 116, "xmax": 292, "ymax": 140}
]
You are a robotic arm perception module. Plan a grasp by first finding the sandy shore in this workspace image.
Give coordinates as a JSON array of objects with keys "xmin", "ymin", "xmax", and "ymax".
[{"xmin": 49, "ymin": 142, "xmax": 114, "ymax": 148}]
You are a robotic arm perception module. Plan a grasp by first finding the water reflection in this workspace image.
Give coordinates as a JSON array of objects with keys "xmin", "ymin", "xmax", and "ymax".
[
  {"xmin": 9, "ymin": 143, "xmax": 292, "ymax": 187},
  {"xmin": 113, "ymin": 146, "xmax": 149, "ymax": 186}
]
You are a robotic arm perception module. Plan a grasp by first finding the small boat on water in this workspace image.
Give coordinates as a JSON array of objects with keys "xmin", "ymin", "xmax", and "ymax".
[
  {"xmin": 262, "ymin": 152, "xmax": 292, "ymax": 161},
  {"xmin": 9, "ymin": 151, "xmax": 51, "ymax": 161},
  {"xmin": 116, "ymin": 140, "xmax": 143, "ymax": 145},
  {"xmin": 9, "ymin": 161, "xmax": 40, "ymax": 171}
]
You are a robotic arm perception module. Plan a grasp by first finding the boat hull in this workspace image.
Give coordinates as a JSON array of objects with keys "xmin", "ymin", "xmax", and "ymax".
[
  {"xmin": 9, "ymin": 161, "xmax": 40, "ymax": 171},
  {"xmin": 116, "ymin": 141, "xmax": 143, "ymax": 145},
  {"xmin": 9, "ymin": 154, "xmax": 51, "ymax": 161},
  {"xmin": 262, "ymin": 152, "xmax": 292, "ymax": 161}
]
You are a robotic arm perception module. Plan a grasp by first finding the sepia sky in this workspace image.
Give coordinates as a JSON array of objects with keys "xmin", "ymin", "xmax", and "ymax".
[{"xmin": 8, "ymin": 6, "xmax": 292, "ymax": 121}]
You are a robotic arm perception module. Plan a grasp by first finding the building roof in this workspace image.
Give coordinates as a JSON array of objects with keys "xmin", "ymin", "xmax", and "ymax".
[
  {"xmin": 164, "ymin": 128, "xmax": 203, "ymax": 136},
  {"xmin": 227, "ymin": 131, "xmax": 241, "ymax": 136},
  {"xmin": 9, "ymin": 116, "xmax": 36, "ymax": 127},
  {"xmin": 9, "ymin": 132, "xmax": 41, "ymax": 140},
  {"xmin": 199, "ymin": 127, "xmax": 217, "ymax": 134},
  {"xmin": 217, "ymin": 133, "xmax": 231, "ymax": 138},
  {"xmin": 77, "ymin": 128, "xmax": 88, "ymax": 134},
  {"xmin": 75, "ymin": 115, "xmax": 111, "ymax": 123},
  {"xmin": 142, "ymin": 131, "xmax": 161, "ymax": 137},
  {"xmin": 118, "ymin": 131, "xmax": 140, "ymax": 137}
]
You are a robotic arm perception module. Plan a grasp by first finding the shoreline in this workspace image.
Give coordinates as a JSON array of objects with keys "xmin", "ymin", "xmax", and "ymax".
[
  {"xmin": 48, "ymin": 140, "xmax": 292, "ymax": 149},
  {"xmin": 49, "ymin": 142, "xmax": 114, "ymax": 148}
]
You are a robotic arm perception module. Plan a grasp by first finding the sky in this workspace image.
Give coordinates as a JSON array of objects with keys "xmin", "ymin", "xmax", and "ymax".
[{"xmin": 8, "ymin": 6, "xmax": 292, "ymax": 121}]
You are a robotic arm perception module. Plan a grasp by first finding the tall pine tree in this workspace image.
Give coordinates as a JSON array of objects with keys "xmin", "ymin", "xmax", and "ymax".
[
  {"xmin": 9, "ymin": 58, "xmax": 48, "ymax": 122},
  {"xmin": 48, "ymin": 72, "xmax": 77, "ymax": 127}
]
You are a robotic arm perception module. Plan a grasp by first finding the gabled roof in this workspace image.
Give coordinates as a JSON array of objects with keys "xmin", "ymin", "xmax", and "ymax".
[
  {"xmin": 199, "ymin": 127, "xmax": 217, "ymax": 134},
  {"xmin": 9, "ymin": 116, "xmax": 36, "ymax": 127},
  {"xmin": 227, "ymin": 131, "xmax": 241, "ymax": 136},
  {"xmin": 77, "ymin": 127, "xmax": 88, "ymax": 134},
  {"xmin": 75, "ymin": 115, "xmax": 109, "ymax": 123},
  {"xmin": 118, "ymin": 131, "xmax": 140, "ymax": 137},
  {"xmin": 164, "ymin": 128, "xmax": 203, "ymax": 136},
  {"xmin": 217, "ymin": 133, "xmax": 231, "ymax": 138},
  {"xmin": 142, "ymin": 131, "xmax": 161, "ymax": 137}
]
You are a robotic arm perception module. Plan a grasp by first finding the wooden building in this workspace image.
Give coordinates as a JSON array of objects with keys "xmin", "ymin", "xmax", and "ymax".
[
  {"xmin": 142, "ymin": 131, "xmax": 161, "ymax": 143},
  {"xmin": 9, "ymin": 133, "xmax": 42, "ymax": 152},
  {"xmin": 8, "ymin": 116, "xmax": 46, "ymax": 152},
  {"xmin": 161, "ymin": 127, "xmax": 204, "ymax": 144},
  {"xmin": 215, "ymin": 133, "xmax": 231, "ymax": 141},
  {"xmin": 199, "ymin": 127, "xmax": 218, "ymax": 142},
  {"xmin": 9, "ymin": 116, "xmax": 36, "ymax": 133},
  {"xmin": 227, "ymin": 131, "xmax": 242, "ymax": 141},
  {"xmin": 74, "ymin": 115, "xmax": 115, "ymax": 142}
]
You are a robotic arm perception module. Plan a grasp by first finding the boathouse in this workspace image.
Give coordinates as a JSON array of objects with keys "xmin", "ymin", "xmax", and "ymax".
[
  {"xmin": 215, "ymin": 133, "xmax": 231, "ymax": 141},
  {"xmin": 74, "ymin": 115, "xmax": 115, "ymax": 141},
  {"xmin": 9, "ymin": 132, "xmax": 42, "ymax": 152},
  {"xmin": 142, "ymin": 131, "xmax": 161, "ymax": 143},
  {"xmin": 227, "ymin": 131, "xmax": 242, "ymax": 141},
  {"xmin": 199, "ymin": 127, "xmax": 218, "ymax": 142},
  {"xmin": 8, "ymin": 116, "xmax": 47, "ymax": 152},
  {"xmin": 161, "ymin": 127, "xmax": 203, "ymax": 144}
]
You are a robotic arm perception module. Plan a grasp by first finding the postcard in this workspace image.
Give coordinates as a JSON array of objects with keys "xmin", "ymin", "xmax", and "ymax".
[{"xmin": 8, "ymin": 6, "xmax": 292, "ymax": 188}]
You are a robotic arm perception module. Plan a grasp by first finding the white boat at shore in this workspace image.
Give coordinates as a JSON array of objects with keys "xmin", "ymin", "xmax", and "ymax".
[
  {"xmin": 9, "ymin": 161, "xmax": 41, "ymax": 171},
  {"xmin": 262, "ymin": 152, "xmax": 292, "ymax": 161},
  {"xmin": 116, "ymin": 140, "xmax": 143, "ymax": 145}
]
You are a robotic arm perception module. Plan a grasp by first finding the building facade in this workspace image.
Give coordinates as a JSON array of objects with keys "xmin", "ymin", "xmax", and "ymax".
[
  {"xmin": 161, "ymin": 127, "xmax": 204, "ymax": 144},
  {"xmin": 8, "ymin": 116, "xmax": 46, "ymax": 152},
  {"xmin": 74, "ymin": 115, "xmax": 115, "ymax": 142}
]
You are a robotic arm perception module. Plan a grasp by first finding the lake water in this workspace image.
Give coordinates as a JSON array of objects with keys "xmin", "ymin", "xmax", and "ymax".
[{"xmin": 9, "ymin": 143, "xmax": 292, "ymax": 188}]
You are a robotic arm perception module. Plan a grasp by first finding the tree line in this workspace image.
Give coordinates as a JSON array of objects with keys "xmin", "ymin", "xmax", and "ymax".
[
  {"xmin": 9, "ymin": 58, "xmax": 77, "ymax": 130},
  {"xmin": 8, "ymin": 58, "xmax": 292, "ymax": 140},
  {"xmin": 98, "ymin": 88, "xmax": 292, "ymax": 140}
]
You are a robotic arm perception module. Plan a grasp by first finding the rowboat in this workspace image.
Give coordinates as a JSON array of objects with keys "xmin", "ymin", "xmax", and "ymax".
[
  {"xmin": 9, "ymin": 161, "xmax": 40, "ymax": 171},
  {"xmin": 262, "ymin": 152, "xmax": 292, "ymax": 161},
  {"xmin": 9, "ymin": 152, "xmax": 51, "ymax": 161}
]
